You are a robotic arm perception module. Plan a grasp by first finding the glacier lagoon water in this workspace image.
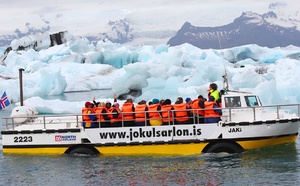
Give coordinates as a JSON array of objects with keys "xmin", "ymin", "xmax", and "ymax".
[
  {"xmin": 0, "ymin": 91, "xmax": 300, "ymax": 185},
  {"xmin": 0, "ymin": 144, "xmax": 299, "ymax": 185}
]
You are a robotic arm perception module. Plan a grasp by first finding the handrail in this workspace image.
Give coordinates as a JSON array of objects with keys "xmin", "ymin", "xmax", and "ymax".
[{"xmin": 2, "ymin": 104, "xmax": 300, "ymax": 130}]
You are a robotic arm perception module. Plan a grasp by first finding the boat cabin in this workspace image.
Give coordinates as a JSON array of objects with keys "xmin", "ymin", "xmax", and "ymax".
[
  {"xmin": 220, "ymin": 90, "xmax": 267, "ymax": 123},
  {"xmin": 222, "ymin": 90, "xmax": 261, "ymax": 108}
]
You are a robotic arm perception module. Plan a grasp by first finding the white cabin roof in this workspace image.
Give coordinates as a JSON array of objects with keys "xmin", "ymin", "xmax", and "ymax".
[{"xmin": 223, "ymin": 90, "xmax": 254, "ymax": 97}]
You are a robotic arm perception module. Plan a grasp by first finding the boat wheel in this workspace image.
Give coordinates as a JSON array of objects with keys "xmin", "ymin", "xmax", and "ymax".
[
  {"xmin": 66, "ymin": 146, "xmax": 99, "ymax": 156},
  {"xmin": 203, "ymin": 141, "xmax": 243, "ymax": 153}
]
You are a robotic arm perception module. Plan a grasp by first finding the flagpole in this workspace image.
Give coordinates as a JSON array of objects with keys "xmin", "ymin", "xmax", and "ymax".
[
  {"xmin": 19, "ymin": 68, "xmax": 24, "ymax": 106},
  {"xmin": 9, "ymin": 92, "xmax": 13, "ymax": 110}
]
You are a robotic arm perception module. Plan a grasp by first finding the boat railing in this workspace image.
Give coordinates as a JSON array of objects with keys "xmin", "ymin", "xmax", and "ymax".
[
  {"xmin": 2, "ymin": 114, "xmax": 82, "ymax": 130},
  {"xmin": 222, "ymin": 103, "xmax": 300, "ymax": 122},
  {"xmin": 2, "ymin": 104, "xmax": 300, "ymax": 130}
]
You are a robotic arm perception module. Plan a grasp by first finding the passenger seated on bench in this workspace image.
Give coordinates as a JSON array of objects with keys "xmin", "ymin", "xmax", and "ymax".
[
  {"xmin": 110, "ymin": 102, "xmax": 122, "ymax": 127},
  {"xmin": 173, "ymin": 97, "xmax": 190, "ymax": 124},
  {"xmin": 135, "ymin": 100, "xmax": 149, "ymax": 126},
  {"xmin": 148, "ymin": 98, "xmax": 163, "ymax": 126},
  {"xmin": 204, "ymin": 96, "xmax": 222, "ymax": 123},
  {"xmin": 94, "ymin": 102, "xmax": 111, "ymax": 128},
  {"xmin": 191, "ymin": 95, "xmax": 205, "ymax": 123},
  {"xmin": 82, "ymin": 102, "xmax": 98, "ymax": 128},
  {"xmin": 161, "ymin": 99, "xmax": 173, "ymax": 125},
  {"xmin": 122, "ymin": 98, "xmax": 135, "ymax": 127}
]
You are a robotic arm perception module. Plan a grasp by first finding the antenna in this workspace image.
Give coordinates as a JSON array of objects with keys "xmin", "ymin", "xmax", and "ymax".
[{"xmin": 217, "ymin": 31, "xmax": 229, "ymax": 91}]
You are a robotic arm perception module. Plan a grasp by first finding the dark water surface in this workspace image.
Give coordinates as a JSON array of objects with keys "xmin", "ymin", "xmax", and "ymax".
[
  {"xmin": 0, "ymin": 143, "xmax": 299, "ymax": 186},
  {"xmin": 0, "ymin": 91, "xmax": 300, "ymax": 185}
]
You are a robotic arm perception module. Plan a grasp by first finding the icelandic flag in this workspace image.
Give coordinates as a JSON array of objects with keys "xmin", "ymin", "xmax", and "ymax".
[{"xmin": 0, "ymin": 91, "xmax": 11, "ymax": 110}]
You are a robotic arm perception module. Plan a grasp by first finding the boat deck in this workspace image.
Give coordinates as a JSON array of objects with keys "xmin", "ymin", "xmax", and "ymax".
[{"xmin": 2, "ymin": 104, "xmax": 300, "ymax": 131}]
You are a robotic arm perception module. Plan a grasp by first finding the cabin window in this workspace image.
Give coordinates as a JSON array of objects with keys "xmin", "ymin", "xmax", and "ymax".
[
  {"xmin": 224, "ymin": 97, "xmax": 241, "ymax": 107},
  {"xmin": 245, "ymin": 96, "xmax": 259, "ymax": 107}
]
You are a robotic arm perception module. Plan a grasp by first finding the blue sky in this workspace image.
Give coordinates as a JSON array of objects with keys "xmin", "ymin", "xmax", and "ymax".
[{"xmin": 0, "ymin": 0, "xmax": 298, "ymax": 36}]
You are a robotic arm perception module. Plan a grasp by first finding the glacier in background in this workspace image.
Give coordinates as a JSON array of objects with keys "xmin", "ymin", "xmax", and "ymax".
[{"xmin": 1, "ymin": 32, "xmax": 300, "ymax": 114}]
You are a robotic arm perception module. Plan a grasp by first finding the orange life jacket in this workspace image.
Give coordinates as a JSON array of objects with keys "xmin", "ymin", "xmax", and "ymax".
[
  {"xmin": 173, "ymin": 103, "xmax": 189, "ymax": 122},
  {"xmin": 110, "ymin": 107, "xmax": 123, "ymax": 123},
  {"xmin": 135, "ymin": 104, "xmax": 148, "ymax": 122},
  {"xmin": 204, "ymin": 101, "xmax": 220, "ymax": 118},
  {"xmin": 148, "ymin": 104, "xmax": 161, "ymax": 119},
  {"xmin": 94, "ymin": 106, "xmax": 109, "ymax": 122},
  {"xmin": 82, "ymin": 108, "xmax": 94, "ymax": 127},
  {"xmin": 82, "ymin": 108, "xmax": 92, "ymax": 120},
  {"xmin": 107, "ymin": 107, "xmax": 114, "ymax": 119},
  {"xmin": 191, "ymin": 99, "xmax": 205, "ymax": 115},
  {"xmin": 121, "ymin": 102, "xmax": 135, "ymax": 121},
  {"xmin": 107, "ymin": 107, "xmax": 114, "ymax": 112},
  {"xmin": 161, "ymin": 104, "xmax": 173, "ymax": 123}
]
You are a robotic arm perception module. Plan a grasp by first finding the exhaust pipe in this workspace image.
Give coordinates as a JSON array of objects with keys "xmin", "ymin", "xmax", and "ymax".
[{"xmin": 19, "ymin": 68, "xmax": 24, "ymax": 106}]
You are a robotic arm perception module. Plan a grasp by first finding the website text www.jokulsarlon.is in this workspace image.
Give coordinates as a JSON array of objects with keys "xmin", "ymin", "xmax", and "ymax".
[{"xmin": 99, "ymin": 126, "xmax": 202, "ymax": 141}]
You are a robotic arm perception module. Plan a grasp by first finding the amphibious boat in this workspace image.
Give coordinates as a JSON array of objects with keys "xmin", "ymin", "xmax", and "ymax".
[{"xmin": 2, "ymin": 88, "xmax": 300, "ymax": 156}]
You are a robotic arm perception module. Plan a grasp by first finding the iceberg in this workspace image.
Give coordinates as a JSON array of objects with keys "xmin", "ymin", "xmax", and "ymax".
[{"xmin": 1, "ymin": 33, "xmax": 300, "ymax": 114}]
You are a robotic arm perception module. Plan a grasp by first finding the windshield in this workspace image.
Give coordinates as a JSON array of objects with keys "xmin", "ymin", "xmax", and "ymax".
[
  {"xmin": 245, "ymin": 96, "xmax": 259, "ymax": 106},
  {"xmin": 224, "ymin": 97, "xmax": 241, "ymax": 107}
]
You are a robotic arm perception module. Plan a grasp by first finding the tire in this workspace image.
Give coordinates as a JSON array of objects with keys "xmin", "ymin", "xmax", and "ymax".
[
  {"xmin": 204, "ymin": 142, "xmax": 243, "ymax": 153},
  {"xmin": 67, "ymin": 147, "xmax": 99, "ymax": 156}
]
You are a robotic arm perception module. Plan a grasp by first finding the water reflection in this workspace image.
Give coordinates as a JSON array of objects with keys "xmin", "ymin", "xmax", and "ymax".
[
  {"xmin": 240, "ymin": 143, "xmax": 299, "ymax": 176},
  {"xmin": 75, "ymin": 156, "xmax": 220, "ymax": 185}
]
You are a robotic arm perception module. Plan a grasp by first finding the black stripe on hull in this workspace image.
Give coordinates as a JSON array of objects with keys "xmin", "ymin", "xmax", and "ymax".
[{"xmin": 223, "ymin": 118, "xmax": 300, "ymax": 127}]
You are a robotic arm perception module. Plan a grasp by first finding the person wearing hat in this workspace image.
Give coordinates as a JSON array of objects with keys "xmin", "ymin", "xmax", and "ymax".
[
  {"xmin": 185, "ymin": 97, "xmax": 193, "ymax": 122},
  {"xmin": 148, "ymin": 98, "xmax": 163, "ymax": 126},
  {"xmin": 82, "ymin": 102, "xmax": 97, "ymax": 128},
  {"xmin": 185, "ymin": 97, "xmax": 192, "ymax": 109},
  {"xmin": 109, "ymin": 102, "xmax": 122, "ymax": 127},
  {"xmin": 113, "ymin": 102, "xmax": 119, "ymax": 107}
]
